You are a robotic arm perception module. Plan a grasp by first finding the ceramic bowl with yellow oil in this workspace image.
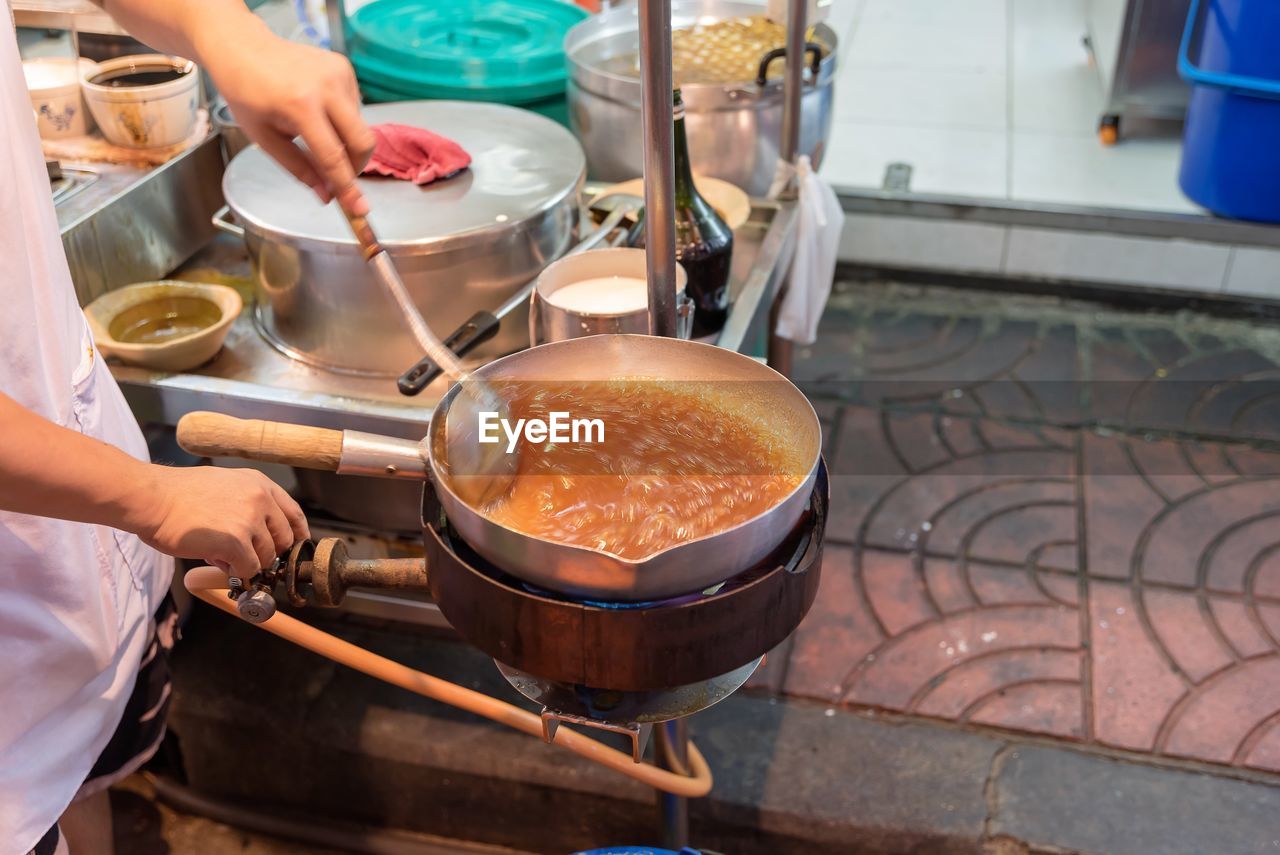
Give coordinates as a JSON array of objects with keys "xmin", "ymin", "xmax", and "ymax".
[{"xmin": 84, "ymin": 280, "xmax": 241, "ymax": 371}]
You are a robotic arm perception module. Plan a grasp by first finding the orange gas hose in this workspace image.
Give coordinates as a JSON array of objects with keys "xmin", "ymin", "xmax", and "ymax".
[{"xmin": 183, "ymin": 568, "xmax": 713, "ymax": 798}]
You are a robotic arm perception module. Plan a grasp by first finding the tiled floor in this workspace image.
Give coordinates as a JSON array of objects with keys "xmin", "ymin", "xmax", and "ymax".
[
  {"xmin": 769, "ymin": 279, "xmax": 1280, "ymax": 775},
  {"xmin": 822, "ymin": 0, "xmax": 1199, "ymax": 214}
]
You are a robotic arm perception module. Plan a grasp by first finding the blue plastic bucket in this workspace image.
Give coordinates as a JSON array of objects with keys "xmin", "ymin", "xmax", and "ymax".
[{"xmin": 1178, "ymin": 0, "xmax": 1280, "ymax": 222}]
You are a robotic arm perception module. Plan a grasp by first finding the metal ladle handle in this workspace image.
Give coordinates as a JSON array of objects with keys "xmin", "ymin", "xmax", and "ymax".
[{"xmin": 345, "ymin": 212, "xmax": 468, "ymax": 384}]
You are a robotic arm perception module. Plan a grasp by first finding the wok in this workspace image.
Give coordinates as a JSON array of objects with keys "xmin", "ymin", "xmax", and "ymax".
[{"xmin": 177, "ymin": 335, "xmax": 821, "ymax": 601}]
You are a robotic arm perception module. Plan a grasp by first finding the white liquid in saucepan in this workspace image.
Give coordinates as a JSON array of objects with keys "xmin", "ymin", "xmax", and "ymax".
[{"xmin": 545, "ymin": 276, "xmax": 648, "ymax": 315}]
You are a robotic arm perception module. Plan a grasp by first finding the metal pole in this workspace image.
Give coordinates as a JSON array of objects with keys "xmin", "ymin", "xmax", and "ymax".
[
  {"xmin": 639, "ymin": 3, "xmax": 684, "ymax": 836},
  {"xmin": 638, "ymin": 0, "xmax": 679, "ymax": 338},
  {"xmin": 325, "ymin": 0, "xmax": 348, "ymax": 55},
  {"xmin": 779, "ymin": 0, "xmax": 807, "ymax": 169},
  {"xmin": 654, "ymin": 719, "xmax": 690, "ymax": 848},
  {"xmin": 768, "ymin": 0, "xmax": 807, "ymax": 376}
]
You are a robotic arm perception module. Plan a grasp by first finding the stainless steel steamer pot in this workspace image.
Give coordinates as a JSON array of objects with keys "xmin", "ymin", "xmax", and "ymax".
[
  {"xmin": 565, "ymin": 0, "xmax": 838, "ymax": 196},
  {"xmin": 217, "ymin": 101, "xmax": 586, "ymax": 376},
  {"xmin": 177, "ymin": 335, "xmax": 822, "ymax": 602}
]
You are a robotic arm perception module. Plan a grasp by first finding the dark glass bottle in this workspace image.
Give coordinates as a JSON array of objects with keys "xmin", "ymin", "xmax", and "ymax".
[{"xmin": 629, "ymin": 89, "xmax": 734, "ymax": 340}]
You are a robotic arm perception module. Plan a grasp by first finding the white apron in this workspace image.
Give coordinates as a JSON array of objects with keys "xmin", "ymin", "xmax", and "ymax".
[{"xmin": 0, "ymin": 10, "xmax": 170, "ymax": 853}]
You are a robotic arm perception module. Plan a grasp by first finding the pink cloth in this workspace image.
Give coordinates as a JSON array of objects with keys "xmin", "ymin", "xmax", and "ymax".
[{"xmin": 361, "ymin": 123, "xmax": 471, "ymax": 185}]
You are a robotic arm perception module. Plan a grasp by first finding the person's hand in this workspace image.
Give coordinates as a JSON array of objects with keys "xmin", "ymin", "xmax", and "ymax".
[
  {"xmin": 205, "ymin": 27, "xmax": 375, "ymax": 215},
  {"xmin": 129, "ymin": 465, "xmax": 310, "ymax": 579}
]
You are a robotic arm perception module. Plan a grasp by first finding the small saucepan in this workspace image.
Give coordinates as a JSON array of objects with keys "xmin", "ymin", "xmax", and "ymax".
[
  {"xmin": 529, "ymin": 248, "xmax": 695, "ymax": 345},
  {"xmin": 178, "ymin": 335, "xmax": 821, "ymax": 602}
]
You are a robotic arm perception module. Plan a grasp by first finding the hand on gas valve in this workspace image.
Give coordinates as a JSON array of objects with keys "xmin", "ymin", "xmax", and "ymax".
[
  {"xmin": 125, "ymin": 465, "xmax": 310, "ymax": 580},
  {"xmin": 201, "ymin": 25, "xmax": 376, "ymax": 216}
]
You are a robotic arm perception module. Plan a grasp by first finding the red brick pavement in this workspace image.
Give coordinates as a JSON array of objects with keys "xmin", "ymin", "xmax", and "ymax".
[{"xmin": 774, "ymin": 405, "xmax": 1280, "ymax": 775}]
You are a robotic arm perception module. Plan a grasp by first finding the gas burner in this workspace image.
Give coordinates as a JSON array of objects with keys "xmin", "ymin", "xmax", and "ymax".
[
  {"xmin": 496, "ymin": 658, "xmax": 761, "ymax": 761},
  {"xmin": 496, "ymin": 658, "xmax": 761, "ymax": 725}
]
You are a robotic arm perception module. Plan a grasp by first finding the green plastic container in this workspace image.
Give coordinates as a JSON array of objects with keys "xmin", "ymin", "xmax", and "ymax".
[{"xmin": 349, "ymin": 0, "xmax": 585, "ymax": 125}]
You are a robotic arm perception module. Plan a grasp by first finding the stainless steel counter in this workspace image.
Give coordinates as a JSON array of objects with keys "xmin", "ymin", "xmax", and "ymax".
[
  {"xmin": 114, "ymin": 196, "xmax": 798, "ymax": 438},
  {"xmin": 59, "ymin": 135, "xmax": 225, "ymax": 306}
]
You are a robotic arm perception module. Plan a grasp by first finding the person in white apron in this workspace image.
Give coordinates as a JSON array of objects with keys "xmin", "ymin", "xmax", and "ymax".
[{"xmin": 1, "ymin": 1, "xmax": 374, "ymax": 851}]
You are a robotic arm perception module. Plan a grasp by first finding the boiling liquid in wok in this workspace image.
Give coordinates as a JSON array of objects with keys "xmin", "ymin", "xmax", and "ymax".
[{"xmin": 456, "ymin": 381, "xmax": 804, "ymax": 560}]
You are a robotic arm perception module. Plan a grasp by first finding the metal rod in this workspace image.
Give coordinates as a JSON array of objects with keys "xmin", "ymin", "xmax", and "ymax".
[
  {"xmin": 654, "ymin": 719, "xmax": 690, "ymax": 848},
  {"xmin": 767, "ymin": 304, "xmax": 795, "ymax": 376},
  {"xmin": 638, "ymin": 0, "xmax": 679, "ymax": 338},
  {"xmin": 780, "ymin": 0, "xmax": 807, "ymax": 168},
  {"xmin": 768, "ymin": 0, "xmax": 808, "ymax": 371},
  {"xmin": 325, "ymin": 0, "xmax": 348, "ymax": 55}
]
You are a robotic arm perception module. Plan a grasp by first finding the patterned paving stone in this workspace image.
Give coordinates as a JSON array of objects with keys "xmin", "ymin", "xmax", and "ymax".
[
  {"xmin": 800, "ymin": 281, "xmax": 1280, "ymax": 443},
  {"xmin": 786, "ymin": 546, "xmax": 1085, "ymax": 740},
  {"xmin": 785, "ymin": 280, "xmax": 1280, "ymax": 776},
  {"xmin": 828, "ymin": 405, "xmax": 1076, "ymax": 556},
  {"xmin": 784, "ymin": 545, "xmax": 881, "ymax": 702},
  {"xmin": 1080, "ymin": 432, "xmax": 1280, "ymax": 767},
  {"xmin": 793, "ymin": 418, "xmax": 1280, "ymax": 771},
  {"xmin": 1088, "ymin": 580, "xmax": 1188, "ymax": 753},
  {"xmin": 795, "ymin": 284, "xmax": 1082, "ymax": 424},
  {"xmin": 1087, "ymin": 325, "xmax": 1280, "ymax": 444}
]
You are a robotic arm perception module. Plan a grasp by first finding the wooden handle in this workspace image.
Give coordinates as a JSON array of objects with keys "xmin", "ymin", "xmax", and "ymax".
[{"xmin": 177, "ymin": 412, "xmax": 344, "ymax": 471}]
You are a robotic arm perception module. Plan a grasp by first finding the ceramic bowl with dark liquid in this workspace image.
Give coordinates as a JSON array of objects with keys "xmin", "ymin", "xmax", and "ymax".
[{"xmin": 81, "ymin": 54, "xmax": 199, "ymax": 148}]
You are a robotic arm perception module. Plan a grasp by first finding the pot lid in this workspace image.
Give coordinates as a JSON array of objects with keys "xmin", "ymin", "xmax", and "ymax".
[
  {"xmin": 349, "ymin": 0, "xmax": 585, "ymax": 102},
  {"xmin": 222, "ymin": 101, "xmax": 584, "ymax": 249}
]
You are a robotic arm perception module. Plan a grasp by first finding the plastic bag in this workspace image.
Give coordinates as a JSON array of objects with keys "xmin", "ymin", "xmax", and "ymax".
[{"xmin": 775, "ymin": 156, "xmax": 843, "ymax": 345}]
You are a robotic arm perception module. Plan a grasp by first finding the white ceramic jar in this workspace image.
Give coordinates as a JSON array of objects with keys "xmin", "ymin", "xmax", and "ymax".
[
  {"xmin": 81, "ymin": 54, "xmax": 200, "ymax": 148},
  {"xmin": 23, "ymin": 57, "xmax": 99, "ymax": 139}
]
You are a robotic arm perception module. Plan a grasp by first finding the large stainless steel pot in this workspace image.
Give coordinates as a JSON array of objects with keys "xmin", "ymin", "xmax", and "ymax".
[
  {"xmin": 177, "ymin": 335, "xmax": 822, "ymax": 601},
  {"xmin": 565, "ymin": 0, "xmax": 837, "ymax": 196},
  {"xmin": 211, "ymin": 101, "xmax": 249, "ymax": 164},
  {"xmin": 217, "ymin": 101, "xmax": 586, "ymax": 376}
]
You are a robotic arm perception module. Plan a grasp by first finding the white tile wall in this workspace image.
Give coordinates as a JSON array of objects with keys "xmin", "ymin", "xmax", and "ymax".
[
  {"xmin": 1223, "ymin": 248, "xmax": 1280, "ymax": 300},
  {"xmin": 847, "ymin": 0, "xmax": 1008, "ymax": 71},
  {"xmin": 836, "ymin": 67, "xmax": 1007, "ymax": 130},
  {"xmin": 824, "ymin": 121, "xmax": 1008, "ymax": 196},
  {"xmin": 839, "ymin": 213, "xmax": 1008, "ymax": 273},
  {"xmin": 1003, "ymin": 228, "xmax": 1230, "ymax": 291}
]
